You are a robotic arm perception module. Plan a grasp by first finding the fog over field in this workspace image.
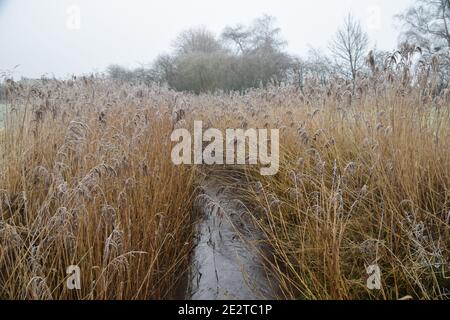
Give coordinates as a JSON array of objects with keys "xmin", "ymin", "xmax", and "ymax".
[{"xmin": 0, "ymin": 0, "xmax": 413, "ymax": 78}]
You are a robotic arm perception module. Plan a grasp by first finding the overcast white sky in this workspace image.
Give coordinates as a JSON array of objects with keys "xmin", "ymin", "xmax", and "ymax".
[{"xmin": 0, "ymin": 0, "xmax": 414, "ymax": 79}]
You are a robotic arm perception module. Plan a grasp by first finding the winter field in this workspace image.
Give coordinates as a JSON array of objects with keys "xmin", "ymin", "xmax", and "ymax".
[
  {"xmin": 0, "ymin": 0, "xmax": 449, "ymax": 302},
  {"xmin": 0, "ymin": 60, "xmax": 449, "ymax": 300}
]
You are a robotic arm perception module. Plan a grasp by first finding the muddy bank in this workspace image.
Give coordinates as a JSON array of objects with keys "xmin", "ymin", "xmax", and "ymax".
[{"xmin": 186, "ymin": 176, "xmax": 277, "ymax": 300}]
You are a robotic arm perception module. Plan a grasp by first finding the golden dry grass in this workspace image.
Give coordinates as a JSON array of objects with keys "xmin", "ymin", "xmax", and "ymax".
[
  {"xmin": 1, "ymin": 55, "xmax": 449, "ymax": 300},
  {"xmin": 0, "ymin": 79, "xmax": 196, "ymax": 299},
  {"xmin": 177, "ymin": 74, "xmax": 450, "ymax": 299},
  {"xmin": 242, "ymin": 94, "xmax": 450, "ymax": 300}
]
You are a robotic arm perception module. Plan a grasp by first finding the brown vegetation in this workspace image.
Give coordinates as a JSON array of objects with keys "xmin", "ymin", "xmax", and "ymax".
[
  {"xmin": 0, "ymin": 80, "xmax": 196, "ymax": 299},
  {"xmin": 0, "ymin": 47, "xmax": 449, "ymax": 300}
]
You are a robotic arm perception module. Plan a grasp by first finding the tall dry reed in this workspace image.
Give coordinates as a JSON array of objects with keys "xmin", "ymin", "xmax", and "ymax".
[{"xmin": 0, "ymin": 78, "xmax": 196, "ymax": 299}]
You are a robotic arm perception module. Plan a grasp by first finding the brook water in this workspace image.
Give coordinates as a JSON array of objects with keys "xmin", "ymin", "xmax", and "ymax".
[{"xmin": 186, "ymin": 177, "xmax": 277, "ymax": 300}]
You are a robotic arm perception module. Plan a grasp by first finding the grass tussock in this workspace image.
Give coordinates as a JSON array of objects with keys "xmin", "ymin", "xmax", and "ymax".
[{"xmin": 0, "ymin": 79, "xmax": 196, "ymax": 299}]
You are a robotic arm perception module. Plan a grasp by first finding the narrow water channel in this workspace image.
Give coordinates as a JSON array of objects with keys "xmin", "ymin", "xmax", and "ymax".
[{"xmin": 187, "ymin": 177, "xmax": 276, "ymax": 300}]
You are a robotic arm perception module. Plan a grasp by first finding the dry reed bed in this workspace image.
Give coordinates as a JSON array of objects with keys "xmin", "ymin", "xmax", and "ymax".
[
  {"xmin": 247, "ymin": 98, "xmax": 449, "ymax": 300},
  {"xmin": 1, "ymin": 62, "xmax": 449, "ymax": 300},
  {"xmin": 0, "ymin": 79, "xmax": 196, "ymax": 299},
  {"xmin": 187, "ymin": 84, "xmax": 450, "ymax": 299}
]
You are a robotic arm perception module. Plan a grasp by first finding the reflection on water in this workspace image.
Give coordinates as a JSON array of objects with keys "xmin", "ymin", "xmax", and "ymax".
[{"xmin": 188, "ymin": 178, "xmax": 276, "ymax": 300}]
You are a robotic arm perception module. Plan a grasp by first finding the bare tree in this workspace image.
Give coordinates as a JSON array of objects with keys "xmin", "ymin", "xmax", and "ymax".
[
  {"xmin": 222, "ymin": 15, "xmax": 287, "ymax": 54},
  {"xmin": 151, "ymin": 54, "xmax": 176, "ymax": 85},
  {"xmin": 173, "ymin": 27, "xmax": 223, "ymax": 55},
  {"xmin": 220, "ymin": 15, "xmax": 292, "ymax": 88},
  {"xmin": 305, "ymin": 48, "xmax": 334, "ymax": 85},
  {"xmin": 329, "ymin": 14, "xmax": 369, "ymax": 83},
  {"xmin": 221, "ymin": 25, "xmax": 251, "ymax": 54},
  {"xmin": 250, "ymin": 15, "xmax": 287, "ymax": 53},
  {"xmin": 397, "ymin": 0, "xmax": 450, "ymax": 88},
  {"xmin": 397, "ymin": 0, "xmax": 450, "ymax": 50},
  {"xmin": 106, "ymin": 65, "xmax": 134, "ymax": 82}
]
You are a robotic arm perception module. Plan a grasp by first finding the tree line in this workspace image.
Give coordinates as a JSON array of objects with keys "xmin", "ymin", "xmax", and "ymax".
[{"xmin": 106, "ymin": 0, "xmax": 450, "ymax": 93}]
